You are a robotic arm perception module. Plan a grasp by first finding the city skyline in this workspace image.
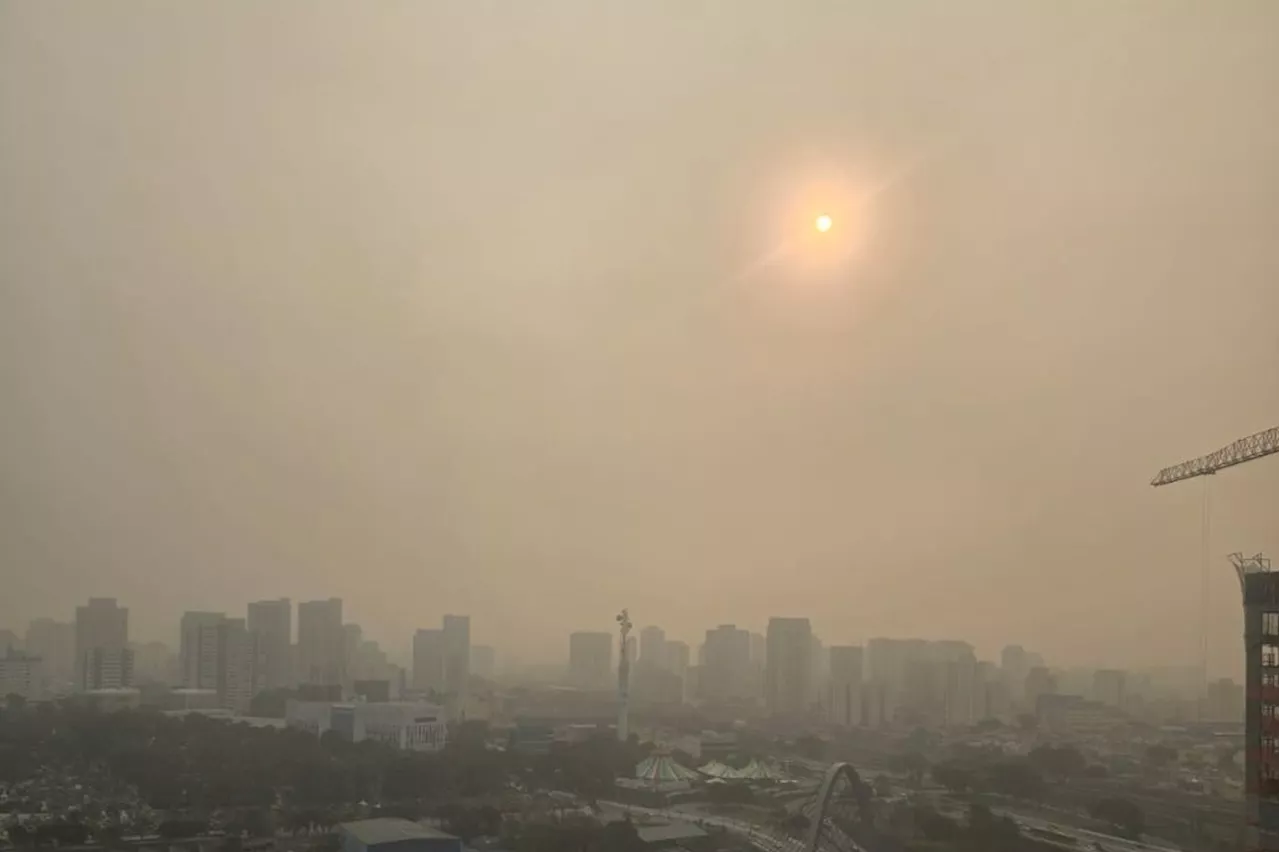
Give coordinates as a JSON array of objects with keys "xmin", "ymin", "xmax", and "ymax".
[{"xmin": 1, "ymin": 2, "xmax": 1275, "ymax": 685}]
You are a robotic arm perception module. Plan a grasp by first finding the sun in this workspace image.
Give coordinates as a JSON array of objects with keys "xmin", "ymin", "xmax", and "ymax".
[{"xmin": 815, "ymin": 214, "xmax": 833, "ymax": 233}]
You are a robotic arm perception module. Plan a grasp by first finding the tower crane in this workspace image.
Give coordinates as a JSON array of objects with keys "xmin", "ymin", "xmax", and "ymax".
[
  {"xmin": 1150, "ymin": 426, "xmax": 1278, "ymax": 717},
  {"xmin": 1151, "ymin": 427, "xmax": 1278, "ymax": 486}
]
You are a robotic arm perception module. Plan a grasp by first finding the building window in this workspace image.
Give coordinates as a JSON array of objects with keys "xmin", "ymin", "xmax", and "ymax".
[{"xmin": 1264, "ymin": 612, "xmax": 1279, "ymax": 638}]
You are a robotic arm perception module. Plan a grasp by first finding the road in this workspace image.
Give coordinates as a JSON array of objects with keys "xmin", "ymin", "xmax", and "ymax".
[{"xmin": 600, "ymin": 801, "xmax": 807, "ymax": 852}]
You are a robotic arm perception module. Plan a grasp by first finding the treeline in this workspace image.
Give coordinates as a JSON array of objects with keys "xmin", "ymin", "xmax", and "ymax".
[{"xmin": 0, "ymin": 703, "xmax": 642, "ymax": 814}]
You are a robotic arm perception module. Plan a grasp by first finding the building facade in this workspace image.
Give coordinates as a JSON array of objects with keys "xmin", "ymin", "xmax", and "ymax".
[
  {"xmin": 24, "ymin": 618, "xmax": 74, "ymax": 694},
  {"xmin": 828, "ymin": 645, "xmax": 863, "ymax": 727},
  {"xmin": 74, "ymin": 598, "xmax": 128, "ymax": 691},
  {"xmin": 297, "ymin": 599, "xmax": 345, "ymax": 688},
  {"xmin": 1234, "ymin": 554, "xmax": 1278, "ymax": 851},
  {"xmin": 441, "ymin": 615, "xmax": 470, "ymax": 712},
  {"xmin": 0, "ymin": 650, "xmax": 45, "ymax": 700},
  {"xmin": 765, "ymin": 617, "xmax": 812, "ymax": 717},
  {"xmin": 247, "ymin": 598, "xmax": 292, "ymax": 689},
  {"xmin": 413, "ymin": 629, "xmax": 446, "ymax": 695},
  {"xmin": 702, "ymin": 624, "xmax": 752, "ymax": 703},
  {"xmin": 287, "ymin": 700, "xmax": 448, "ymax": 752}
]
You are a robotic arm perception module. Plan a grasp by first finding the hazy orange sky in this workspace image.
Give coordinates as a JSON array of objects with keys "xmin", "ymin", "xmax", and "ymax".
[{"xmin": 1, "ymin": 1, "xmax": 1275, "ymax": 676}]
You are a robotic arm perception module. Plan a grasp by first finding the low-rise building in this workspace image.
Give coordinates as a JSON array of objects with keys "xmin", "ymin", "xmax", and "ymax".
[
  {"xmin": 286, "ymin": 700, "xmax": 448, "ymax": 752},
  {"xmin": 339, "ymin": 818, "xmax": 461, "ymax": 852},
  {"xmin": 0, "ymin": 650, "xmax": 44, "ymax": 700}
]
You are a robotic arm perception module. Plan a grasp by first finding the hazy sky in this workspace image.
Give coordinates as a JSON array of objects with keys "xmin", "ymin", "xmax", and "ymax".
[{"xmin": 2, "ymin": 1, "xmax": 1275, "ymax": 675}]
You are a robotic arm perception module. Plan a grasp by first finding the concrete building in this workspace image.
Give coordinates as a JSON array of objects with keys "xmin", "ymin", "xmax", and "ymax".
[
  {"xmin": 24, "ymin": 618, "xmax": 74, "ymax": 693},
  {"xmin": 130, "ymin": 641, "xmax": 177, "ymax": 684},
  {"xmin": 1092, "ymin": 669, "xmax": 1127, "ymax": 708},
  {"xmin": 1001, "ymin": 644, "xmax": 1029, "ymax": 703},
  {"xmin": 765, "ymin": 617, "xmax": 812, "ymax": 717},
  {"xmin": 0, "ymin": 650, "xmax": 45, "ymax": 700},
  {"xmin": 178, "ymin": 613, "xmax": 259, "ymax": 712},
  {"xmin": 1206, "ymin": 677, "xmax": 1245, "ymax": 722},
  {"xmin": 247, "ymin": 598, "xmax": 292, "ymax": 689},
  {"xmin": 1233, "ymin": 554, "xmax": 1278, "ymax": 851},
  {"xmin": 287, "ymin": 700, "xmax": 448, "ymax": 752},
  {"xmin": 568, "ymin": 631, "xmax": 612, "ymax": 689},
  {"xmin": 828, "ymin": 645, "xmax": 863, "ymax": 727},
  {"xmin": 702, "ymin": 624, "xmax": 752, "ymax": 703},
  {"xmin": 75, "ymin": 598, "xmax": 128, "ymax": 690},
  {"xmin": 339, "ymin": 818, "xmax": 461, "ymax": 852},
  {"xmin": 441, "ymin": 615, "xmax": 470, "ymax": 714},
  {"xmin": 1024, "ymin": 666, "xmax": 1057, "ymax": 712},
  {"xmin": 413, "ymin": 629, "xmax": 446, "ymax": 695},
  {"xmin": 297, "ymin": 599, "xmax": 345, "ymax": 688},
  {"xmin": 217, "ymin": 618, "xmax": 258, "ymax": 713},
  {"xmin": 180, "ymin": 611, "xmax": 227, "ymax": 689},
  {"xmin": 639, "ymin": 626, "xmax": 667, "ymax": 669},
  {"xmin": 82, "ymin": 646, "xmax": 134, "ymax": 690}
]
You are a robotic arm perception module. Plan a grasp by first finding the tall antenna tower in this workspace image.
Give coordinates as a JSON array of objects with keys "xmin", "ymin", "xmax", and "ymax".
[{"xmin": 616, "ymin": 609, "xmax": 632, "ymax": 742}]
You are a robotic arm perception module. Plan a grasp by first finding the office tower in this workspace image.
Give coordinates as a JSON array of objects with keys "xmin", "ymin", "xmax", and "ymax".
[
  {"xmin": 82, "ymin": 647, "xmax": 134, "ymax": 690},
  {"xmin": 639, "ymin": 626, "xmax": 667, "ymax": 669},
  {"xmin": 75, "ymin": 598, "xmax": 128, "ymax": 690},
  {"xmin": 24, "ymin": 619, "xmax": 74, "ymax": 691},
  {"xmin": 470, "ymin": 644, "xmax": 496, "ymax": 679},
  {"xmin": 1232, "ymin": 553, "xmax": 1278, "ymax": 851},
  {"xmin": 1001, "ymin": 644, "xmax": 1029, "ymax": 702},
  {"xmin": 829, "ymin": 645, "xmax": 864, "ymax": 727},
  {"xmin": 1206, "ymin": 677, "xmax": 1245, "ymax": 722},
  {"xmin": 297, "ymin": 599, "xmax": 344, "ymax": 687},
  {"xmin": 413, "ymin": 629, "xmax": 446, "ymax": 695},
  {"xmin": 180, "ymin": 611, "xmax": 227, "ymax": 689},
  {"xmin": 0, "ymin": 649, "xmax": 44, "ymax": 700},
  {"xmin": 343, "ymin": 624, "xmax": 364, "ymax": 679},
  {"xmin": 217, "ymin": 618, "xmax": 257, "ymax": 713},
  {"xmin": 1024, "ymin": 666, "xmax": 1057, "ymax": 713},
  {"xmin": 665, "ymin": 640, "xmax": 691, "ymax": 702},
  {"xmin": 765, "ymin": 617, "xmax": 812, "ymax": 717},
  {"xmin": 702, "ymin": 625, "xmax": 751, "ymax": 703},
  {"xmin": 442, "ymin": 615, "xmax": 471, "ymax": 709},
  {"xmin": 568, "ymin": 631, "xmax": 612, "ymax": 689},
  {"xmin": 0, "ymin": 630, "xmax": 21, "ymax": 653},
  {"xmin": 247, "ymin": 598, "xmax": 292, "ymax": 689},
  {"xmin": 810, "ymin": 635, "xmax": 830, "ymax": 705},
  {"xmin": 1092, "ymin": 669, "xmax": 1127, "ymax": 708},
  {"xmin": 130, "ymin": 641, "xmax": 176, "ymax": 684}
]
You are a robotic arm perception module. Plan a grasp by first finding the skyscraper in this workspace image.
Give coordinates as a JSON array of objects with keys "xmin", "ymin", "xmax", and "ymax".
[
  {"xmin": 180, "ymin": 611, "xmax": 227, "ymax": 689},
  {"xmin": 1232, "ymin": 553, "xmax": 1278, "ymax": 851},
  {"xmin": 297, "ymin": 599, "xmax": 344, "ymax": 687},
  {"xmin": 217, "ymin": 617, "xmax": 258, "ymax": 713},
  {"xmin": 247, "ymin": 598, "xmax": 292, "ymax": 689},
  {"xmin": 442, "ymin": 615, "xmax": 471, "ymax": 712},
  {"xmin": 702, "ymin": 624, "xmax": 751, "ymax": 703},
  {"xmin": 765, "ymin": 617, "xmax": 812, "ymax": 717},
  {"xmin": 829, "ymin": 645, "xmax": 864, "ymax": 727},
  {"xmin": 24, "ymin": 619, "xmax": 74, "ymax": 691},
  {"xmin": 413, "ymin": 628, "xmax": 446, "ymax": 695},
  {"xmin": 75, "ymin": 598, "xmax": 128, "ymax": 691},
  {"xmin": 568, "ymin": 631, "xmax": 612, "ymax": 689},
  {"xmin": 639, "ymin": 626, "xmax": 667, "ymax": 669}
]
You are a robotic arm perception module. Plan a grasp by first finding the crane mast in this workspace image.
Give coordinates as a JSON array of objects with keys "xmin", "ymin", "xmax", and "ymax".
[{"xmin": 1150, "ymin": 427, "xmax": 1278, "ymax": 851}]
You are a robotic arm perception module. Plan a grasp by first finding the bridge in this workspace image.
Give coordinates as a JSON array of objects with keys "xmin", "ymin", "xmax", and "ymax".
[{"xmin": 605, "ymin": 761, "xmax": 874, "ymax": 852}]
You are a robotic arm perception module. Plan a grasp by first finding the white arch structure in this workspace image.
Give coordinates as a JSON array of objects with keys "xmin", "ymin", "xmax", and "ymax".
[{"xmin": 805, "ymin": 762, "xmax": 864, "ymax": 852}]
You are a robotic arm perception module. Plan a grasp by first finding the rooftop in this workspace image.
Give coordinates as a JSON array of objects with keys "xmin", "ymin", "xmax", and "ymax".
[
  {"xmin": 634, "ymin": 822, "xmax": 708, "ymax": 844},
  {"xmin": 340, "ymin": 818, "xmax": 458, "ymax": 845}
]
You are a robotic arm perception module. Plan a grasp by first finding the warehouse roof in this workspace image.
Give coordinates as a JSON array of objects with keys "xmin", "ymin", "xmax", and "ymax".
[{"xmin": 340, "ymin": 819, "xmax": 457, "ymax": 845}]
